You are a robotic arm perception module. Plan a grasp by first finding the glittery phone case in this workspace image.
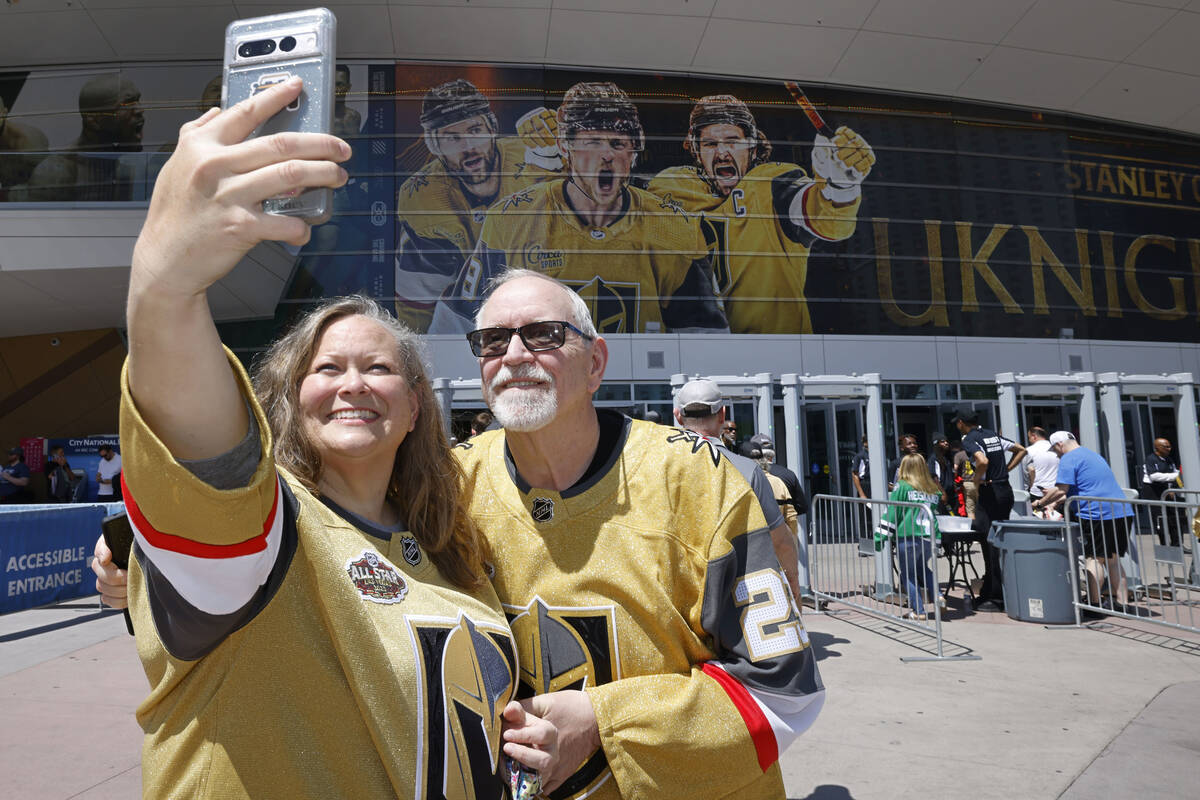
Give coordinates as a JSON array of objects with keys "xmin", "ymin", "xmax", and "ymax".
[{"xmin": 222, "ymin": 8, "xmax": 337, "ymax": 224}]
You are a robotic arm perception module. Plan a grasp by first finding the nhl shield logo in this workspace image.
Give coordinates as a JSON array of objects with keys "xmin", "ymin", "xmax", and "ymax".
[
  {"xmin": 346, "ymin": 550, "xmax": 408, "ymax": 604},
  {"xmin": 399, "ymin": 535, "xmax": 422, "ymax": 566},
  {"xmin": 473, "ymin": 210, "xmax": 486, "ymax": 223},
  {"xmin": 589, "ymin": 228, "xmax": 606, "ymax": 240},
  {"xmin": 531, "ymin": 497, "xmax": 555, "ymax": 523}
]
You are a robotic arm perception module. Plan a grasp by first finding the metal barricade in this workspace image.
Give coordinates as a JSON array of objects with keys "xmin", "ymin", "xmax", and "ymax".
[
  {"xmin": 809, "ymin": 494, "xmax": 979, "ymax": 661},
  {"xmin": 1064, "ymin": 495, "xmax": 1199, "ymax": 634},
  {"xmin": 1162, "ymin": 489, "xmax": 1200, "ymax": 587}
]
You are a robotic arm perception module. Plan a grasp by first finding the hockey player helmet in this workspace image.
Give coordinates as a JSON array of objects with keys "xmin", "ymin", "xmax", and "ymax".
[
  {"xmin": 420, "ymin": 79, "xmax": 498, "ymax": 155},
  {"xmin": 684, "ymin": 94, "xmax": 772, "ymax": 166},
  {"xmin": 556, "ymin": 82, "xmax": 645, "ymax": 152}
]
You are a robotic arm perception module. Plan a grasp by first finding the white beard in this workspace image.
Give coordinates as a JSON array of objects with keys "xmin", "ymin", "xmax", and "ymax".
[{"xmin": 486, "ymin": 364, "xmax": 558, "ymax": 432}]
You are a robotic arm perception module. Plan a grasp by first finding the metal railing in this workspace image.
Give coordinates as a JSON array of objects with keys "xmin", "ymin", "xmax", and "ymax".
[
  {"xmin": 1063, "ymin": 495, "xmax": 1199, "ymax": 634},
  {"xmin": 809, "ymin": 494, "xmax": 979, "ymax": 662}
]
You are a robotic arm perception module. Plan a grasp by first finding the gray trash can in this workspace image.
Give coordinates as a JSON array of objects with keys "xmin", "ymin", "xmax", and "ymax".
[{"xmin": 987, "ymin": 519, "xmax": 1078, "ymax": 624}]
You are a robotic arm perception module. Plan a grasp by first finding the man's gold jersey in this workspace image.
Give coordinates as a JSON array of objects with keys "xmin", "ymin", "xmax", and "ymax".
[
  {"xmin": 648, "ymin": 163, "xmax": 861, "ymax": 334},
  {"xmin": 395, "ymin": 136, "xmax": 558, "ymax": 331},
  {"xmin": 453, "ymin": 415, "xmax": 825, "ymax": 800},
  {"xmin": 428, "ymin": 179, "xmax": 727, "ymax": 334}
]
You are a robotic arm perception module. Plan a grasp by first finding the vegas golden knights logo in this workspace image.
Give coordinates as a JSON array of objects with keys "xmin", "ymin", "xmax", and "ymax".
[
  {"xmin": 506, "ymin": 597, "xmax": 620, "ymax": 799},
  {"xmin": 565, "ymin": 276, "xmax": 639, "ymax": 333},
  {"xmin": 409, "ymin": 615, "xmax": 518, "ymax": 800}
]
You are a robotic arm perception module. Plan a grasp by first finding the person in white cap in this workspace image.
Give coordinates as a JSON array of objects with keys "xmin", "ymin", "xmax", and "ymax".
[
  {"xmin": 672, "ymin": 378, "xmax": 801, "ymax": 601},
  {"xmin": 1034, "ymin": 432, "xmax": 1134, "ymax": 611}
]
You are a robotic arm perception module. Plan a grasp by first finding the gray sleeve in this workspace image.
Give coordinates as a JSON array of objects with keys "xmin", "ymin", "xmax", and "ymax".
[
  {"xmin": 176, "ymin": 408, "xmax": 262, "ymax": 490},
  {"xmin": 720, "ymin": 449, "xmax": 785, "ymax": 531},
  {"xmin": 749, "ymin": 467, "xmax": 786, "ymax": 531},
  {"xmin": 701, "ymin": 528, "xmax": 824, "ymax": 697}
]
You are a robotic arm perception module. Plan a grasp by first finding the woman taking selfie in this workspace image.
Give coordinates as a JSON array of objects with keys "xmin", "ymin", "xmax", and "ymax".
[{"xmin": 108, "ymin": 77, "xmax": 554, "ymax": 797}]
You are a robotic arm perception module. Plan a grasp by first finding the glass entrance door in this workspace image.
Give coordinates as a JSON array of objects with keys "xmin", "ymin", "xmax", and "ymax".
[{"xmin": 803, "ymin": 400, "xmax": 865, "ymax": 499}]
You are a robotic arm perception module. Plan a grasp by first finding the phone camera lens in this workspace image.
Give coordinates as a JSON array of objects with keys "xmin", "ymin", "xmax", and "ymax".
[
  {"xmin": 238, "ymin": 43, "xmax": 253, "ymax": 58},
  {"xmin": 279, "ymin": 36, "xmax": 296, "ymax": 52},
  {"xmin": 263, "ymin": 39, "xmax": 276, "ymax": 54}
]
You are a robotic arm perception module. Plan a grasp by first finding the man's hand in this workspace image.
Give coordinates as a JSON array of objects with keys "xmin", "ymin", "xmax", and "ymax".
[
  {"xmin": 518, "ymin": 690, "xmax": 600, "ymax": 793},
  {"xmin": 92, "ymin": 534, "xmax": 128, "ymax": 609},
  {"xmin": 501, "ymin": 700, "xmax": 558, "ymax": 774}
]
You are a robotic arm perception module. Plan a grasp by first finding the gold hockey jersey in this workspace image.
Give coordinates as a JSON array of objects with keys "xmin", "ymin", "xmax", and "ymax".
[
  {"xmin": 120, "ymin": 353, "xmax": 518, "ymax": 800},
  {"xmin": 453, "ymin": 416, "xmax": 825, "ymax": 800},
  {"xmin": 647, "ymin": 163, "xmax": 861, "ymax": 334},
  {"xmin": 427, "ymin": 180, "xmax": 728, "ymax": 334},
  {"xmin": 395, "ymin": 136, "xmax": 559, "ymax": 331}
]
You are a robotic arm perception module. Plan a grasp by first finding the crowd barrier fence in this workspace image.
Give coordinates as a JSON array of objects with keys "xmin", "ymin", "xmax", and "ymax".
[
  {"xmin": 1063, "ymin": 495, "xmax": 1199, "ymax": 634},
  {"xmin": 809, "ymin": 494, "xmax": 979, "ymax": 662}
]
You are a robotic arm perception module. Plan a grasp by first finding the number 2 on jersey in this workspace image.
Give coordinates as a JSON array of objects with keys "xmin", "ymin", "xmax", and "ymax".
[{"xmin": 735, "ymin": 569, "xmax": 804, "ymax": 661}]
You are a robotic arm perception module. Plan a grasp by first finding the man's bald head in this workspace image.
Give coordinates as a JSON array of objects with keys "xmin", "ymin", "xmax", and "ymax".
[{"xmin": 476, "ymin": 269, "xmax": 597, "ymax": 339}]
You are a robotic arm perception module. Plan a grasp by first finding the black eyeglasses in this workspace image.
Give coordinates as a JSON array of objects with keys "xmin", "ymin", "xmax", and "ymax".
[{"xmin": 466, "ymin": 320, "xmax": 593, "ymax": 358}]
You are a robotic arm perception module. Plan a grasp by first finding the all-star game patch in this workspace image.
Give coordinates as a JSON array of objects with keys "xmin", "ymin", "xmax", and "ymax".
[
  {"xmin": 346, "ymin": 550, "xmax": 408, "ymax": 604},
  {"xmin": 399, "ymin": 535, "xmax": 422, "ymax": 566},
  {"xmin": 531, "ymin": 496, "xmax": 555, "ymax": 523}
]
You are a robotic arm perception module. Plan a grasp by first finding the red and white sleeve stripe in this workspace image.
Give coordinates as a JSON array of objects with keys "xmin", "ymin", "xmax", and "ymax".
[
  {"xmin": 122, "ymin": 473, "xmax": 285, "ymax": 615},
  {"xmin": 788, "ymin": 182, "xmax": 839, "ymax": 242},
  {"xmin": 701, "ymin": 662, "xmax": 825, "ymax": 771}
]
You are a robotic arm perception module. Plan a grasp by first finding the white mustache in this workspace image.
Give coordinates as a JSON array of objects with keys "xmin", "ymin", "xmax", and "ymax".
[{"xmin": 489, "ymin": 363, "xmax": 554, "ymax": 393}]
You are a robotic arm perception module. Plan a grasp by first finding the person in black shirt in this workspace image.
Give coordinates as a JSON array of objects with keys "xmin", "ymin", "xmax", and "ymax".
[
  {"xmin": 927, "ymin": 432, "xmax": 956, "ymax": 514},
  {"xmin": 850, "ymin": 435, "xmax": 871, "ymax": 501},
  {"xmin": 952, "ymin": 409, "xmax": 1027, "ymax": 609},
  {"xmin": 887, "ymin": 434, "xmax": 920, "ymax": 490},
  {"xmin": 746, "ymin": 433, "xmax": 808, "ymax": 516},
  {"xmin": 1140, "ymin": 437, "xmax": 1184, "ymax": 546}
]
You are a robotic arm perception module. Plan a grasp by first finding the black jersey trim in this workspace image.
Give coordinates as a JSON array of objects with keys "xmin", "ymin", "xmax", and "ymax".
[
  {"xmin": 502, "ymin": 410, "xmax": 630, "ymax": 498},
  {"xmin": 318, "ymin": 494, "xmax": 406, "ymax": 541}
]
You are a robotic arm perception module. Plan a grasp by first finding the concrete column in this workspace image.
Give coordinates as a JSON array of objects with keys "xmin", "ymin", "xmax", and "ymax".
[
  {"xmin": 780, "ymin": 373, "xmax": 804, "ymax": 483},
  {"xmin": 1170, "ymin": 373, "xmax": 1200, "ymax": 493},
  {"xmin": 995, "ymin": 373, "xmax": 1024, "ymax": 505},
  {"xmin": 862, "ymin": 374, "xmax": 893, "ymax": 597},
  {"xmin": 1077, "ymin": 373, "xmax": 1100, "ymax": 453},
  {"xmin": 755, "ymin": 372, "xmax": 774, "ymax": 445},
  {"xmin": 432, "ymin": 378, "xmax": 453, "ymax": 439},
  {"xmin": 1097, "ymin": 373, "xmax": 1129, "ymax": 489}
]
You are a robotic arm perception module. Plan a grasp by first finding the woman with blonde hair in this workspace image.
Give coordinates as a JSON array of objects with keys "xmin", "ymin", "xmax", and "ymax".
[
  {"xmin": 93, "ymin": 79, "xmax": 554, "ymax": 798},
  {"xmin": 877, "ymin": 453, "xmax": 945, "ymax": 620}
]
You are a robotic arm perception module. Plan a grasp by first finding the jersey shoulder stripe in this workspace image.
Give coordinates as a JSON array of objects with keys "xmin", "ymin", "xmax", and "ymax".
[{"xmin": 124, "ymin": 471, "xmax": 278, "ymax": 559}]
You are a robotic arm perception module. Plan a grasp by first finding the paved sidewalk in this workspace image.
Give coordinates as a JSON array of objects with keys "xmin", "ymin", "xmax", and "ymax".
[{"xmin": 2, "ymin": 598, "xmax": 1199, "ymax": 799}]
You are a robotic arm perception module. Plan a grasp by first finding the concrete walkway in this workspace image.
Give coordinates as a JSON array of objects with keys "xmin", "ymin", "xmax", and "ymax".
[{"xmin": 2, "ymin": 597, "xmax": 1199, "ymax": 799}]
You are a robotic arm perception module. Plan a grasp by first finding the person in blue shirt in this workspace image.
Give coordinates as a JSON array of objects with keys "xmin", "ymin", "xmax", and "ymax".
[
  {"xmin": 1033, "ymin": 431, "xmax": 1133, "ymax": 610},
  {"xmin": 1, "ymin": 446, "xmax": 32, "ymax": 503}
]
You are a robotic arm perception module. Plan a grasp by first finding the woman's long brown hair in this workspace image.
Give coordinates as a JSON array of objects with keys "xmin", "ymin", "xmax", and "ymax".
[{"xmin": 252, "ymin": 296, "xmax": 489, "ymax": 591}]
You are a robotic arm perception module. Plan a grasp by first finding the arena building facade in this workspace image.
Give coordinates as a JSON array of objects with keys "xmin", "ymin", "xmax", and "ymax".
[{"xmin": 2, "ymin": 1, "xmax": 1198, "ymax": 498}]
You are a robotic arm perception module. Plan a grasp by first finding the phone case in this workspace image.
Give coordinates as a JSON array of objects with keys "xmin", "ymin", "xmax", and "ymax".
[
  {"xmin": 101, "ymin": 511, "xmax": 135, "ymax": 571},
  {"xmin": 223, "ymin": 7, "xmax": 337, "ymax": 224}
]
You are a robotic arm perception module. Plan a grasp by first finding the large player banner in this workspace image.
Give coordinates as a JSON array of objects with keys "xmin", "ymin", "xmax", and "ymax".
[
  {"xmin": 387, "ymin": 64, "xmax": 1200, "ymax": 342},
  {"xmin": 5, "ymin": 62, "xmax": 1196, "ymax": 341}
]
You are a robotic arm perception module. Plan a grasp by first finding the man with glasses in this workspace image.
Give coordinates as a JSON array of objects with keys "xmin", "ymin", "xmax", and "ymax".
[
  {"xmin": 648, "ymin": 94, "xmax": 874, "ymax": 334},
  {"xmin": 456, "ymin": 269, "xmax": 823, "ymax": 799},
  {"xmin": 430, "ymin": 81, "xmax": 728, "ymax": 336},
  {"xmin": 720, "ymin": 419, "xmax": 738, "ymax": 449}
]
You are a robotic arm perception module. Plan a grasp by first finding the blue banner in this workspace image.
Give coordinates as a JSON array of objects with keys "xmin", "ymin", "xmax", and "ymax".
[{"xmin": 1, "ymin": 502, "xmax": 122, "ymax": 613}]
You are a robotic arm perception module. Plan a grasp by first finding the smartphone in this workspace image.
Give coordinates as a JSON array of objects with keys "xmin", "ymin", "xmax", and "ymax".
[
  {"xmin": 101, "ymin": 510, "xmax": 134, "ymax": 570},
  {"xmin": 222, "ymin": 7, "xmax": 337, "ymax": 224}
]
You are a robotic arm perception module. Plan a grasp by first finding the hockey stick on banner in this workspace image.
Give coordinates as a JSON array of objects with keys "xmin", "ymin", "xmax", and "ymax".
[{"xmin": 784, "ymin": 81, "xmax": 834, "ymax": 137}]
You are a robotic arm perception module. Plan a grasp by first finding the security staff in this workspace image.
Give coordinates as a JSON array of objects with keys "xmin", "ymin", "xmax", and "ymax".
[
  {"xmin": 951, "ymin": 409, "xmax": 1026, "ymax": 610},
  {"xmin": 1140, "ymin": 437, "xmax": 1184, "ymax": 546}
]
